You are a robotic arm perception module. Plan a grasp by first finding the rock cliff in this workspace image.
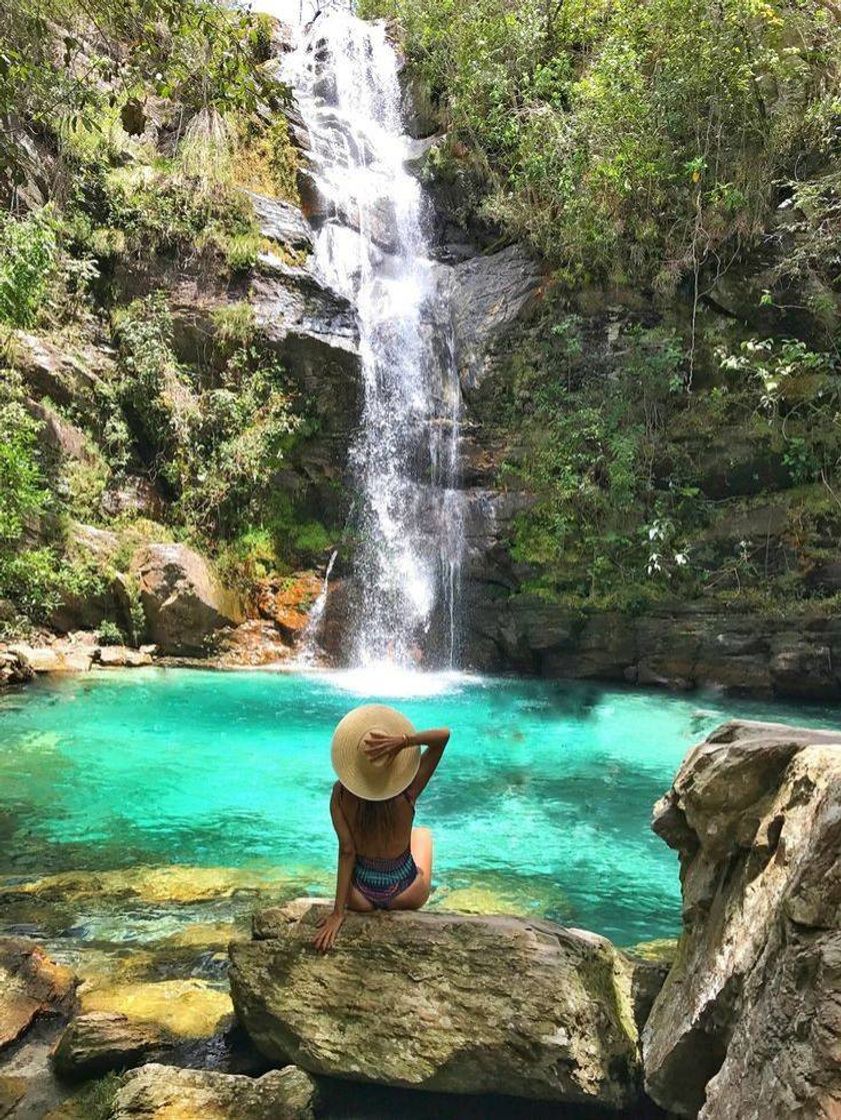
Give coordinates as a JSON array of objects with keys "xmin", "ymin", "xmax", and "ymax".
[{"xmin": 642, "ymin": 719, "xmax": 841, "ymax": 1118}]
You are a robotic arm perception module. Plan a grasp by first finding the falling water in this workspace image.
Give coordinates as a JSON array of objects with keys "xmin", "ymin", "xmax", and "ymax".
[
  {"xmin": 297, "ymin": 548, "xmax": 339, "ymax": 664},
  {"xmin": 283, "ymin": 7, "xmax": 464, "ymax": 669}
]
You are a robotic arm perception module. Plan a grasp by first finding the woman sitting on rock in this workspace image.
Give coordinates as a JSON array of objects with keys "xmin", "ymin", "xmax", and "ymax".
[{"xmin": 314, "ymin": 704, "xmax": 450, "ymax": 952}]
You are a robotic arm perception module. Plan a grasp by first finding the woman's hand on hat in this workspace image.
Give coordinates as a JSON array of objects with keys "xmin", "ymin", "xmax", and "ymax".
[{"xmin": 363, "ymin": 730, "xmax": 409, "ymax": 761}]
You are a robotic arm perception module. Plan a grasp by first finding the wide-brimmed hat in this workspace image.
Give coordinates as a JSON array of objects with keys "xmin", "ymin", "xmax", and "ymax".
[{"xmin": 331, "ymin": 704, "xmax": 420, "ymax": 801}]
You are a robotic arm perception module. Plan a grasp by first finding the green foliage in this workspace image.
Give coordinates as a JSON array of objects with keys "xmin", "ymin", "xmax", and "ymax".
[
  {"xmin": 96, "ymin": 618, "xmax": 123, "ymax": 645},
  {"xmin": 2, "ymin": 0, "xmax": 288, "ymax": 198},
  {"xmin": 216, "ymin": 527, "xmax": 278, "ymax": 588},
  {"xmin": 50, "ymin": 1073, "xmax": 121, "ymax": 1120},
  {"xmin": 61, "ymin": 452, "xmax": 110, "ymax": 521},
  {"xmin": 719, "ymin": 336, "xmax": 841, "ymax": 483},
  {"xmin": 497, "ymin": 315, "xmax": 702, "ymax": 601},
  {"xmin": 0, "ymin": 207, "xmax": 59, "ymax": 328},
  {"xmin": 364, "ymin": 0, "xmax": 841, "ymax": 290},
  {"xmin": 113, "ymin": 292, "xmax": 301, "ymax": 542},
  {"xmin": 0, "ymin": 382, "xmax": 48, "ymax": 543},
  {"xmin": 0, "ymin": 547, "xmax": 62, "ymax": 620}
]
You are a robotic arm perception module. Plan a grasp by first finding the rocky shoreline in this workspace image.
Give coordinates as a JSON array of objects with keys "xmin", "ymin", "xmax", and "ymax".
[{"xmin": 1, "ymin": 719, "xmax": 838, "ymax": 1119}]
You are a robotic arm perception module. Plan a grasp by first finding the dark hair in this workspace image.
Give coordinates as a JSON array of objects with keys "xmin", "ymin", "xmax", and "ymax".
[{"xmin": 354, "ymin": 795, "xmax": 398, "ymax": 846}]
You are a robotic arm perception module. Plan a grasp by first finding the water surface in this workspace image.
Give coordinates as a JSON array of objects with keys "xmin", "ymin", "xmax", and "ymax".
[{"xmin": 0, "ymin": 667, "xmax": 837, "ymax": 945}]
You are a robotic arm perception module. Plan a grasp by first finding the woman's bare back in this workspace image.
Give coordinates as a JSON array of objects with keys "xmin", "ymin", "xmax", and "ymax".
[{"xmin": 337, "ymin": 783, "xmax": 415, "ymax": 859}]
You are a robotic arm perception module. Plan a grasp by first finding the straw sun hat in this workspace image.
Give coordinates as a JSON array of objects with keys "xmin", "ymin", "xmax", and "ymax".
[{"xmin": 331, "ymin": 704, "xmax": 420, "ymax": 801}]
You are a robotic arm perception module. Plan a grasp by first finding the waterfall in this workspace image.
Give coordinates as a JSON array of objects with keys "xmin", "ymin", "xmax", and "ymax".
[
  {"xmin": 282, "ymin": 7, "xmax": 464, "ymax": 670},
  {"xmin": 297, "ymin": 548, "xmax": 339, "ymax": 664}
]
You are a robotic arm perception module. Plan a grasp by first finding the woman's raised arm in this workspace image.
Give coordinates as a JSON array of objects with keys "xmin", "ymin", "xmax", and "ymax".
[{"xmin": 363, "ymin": 727, "xmax": 450, "ymax": 800}]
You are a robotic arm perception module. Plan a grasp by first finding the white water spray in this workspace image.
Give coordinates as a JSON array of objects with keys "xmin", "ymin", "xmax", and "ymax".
[
  {"xmin": 282, "ymin": 7, "xmax": 464, "ymax": 670},
  {"xmin": 297, "ymin": 548, "xmax": 338, "ymax": 664}
]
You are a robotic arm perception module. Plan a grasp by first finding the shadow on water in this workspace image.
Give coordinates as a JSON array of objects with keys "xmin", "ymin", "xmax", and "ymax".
[{"xmin": 316, "ymin": 1079, "xmax": 674, "ymax": 1120}]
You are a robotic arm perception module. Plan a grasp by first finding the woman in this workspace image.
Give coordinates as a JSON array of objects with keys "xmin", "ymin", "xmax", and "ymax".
[{"xmin": 314, "ymin": 703, "xmax": 449, "ymax": 952}]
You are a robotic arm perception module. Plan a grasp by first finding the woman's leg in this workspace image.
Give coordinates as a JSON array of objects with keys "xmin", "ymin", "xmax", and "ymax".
[
  {"xmin": 346, "ymin": 883, "xmax": 375, "ymax": 912},
  {"xmin": 388, "ymin": 827, "xmax": 432, "ymax": 911}
]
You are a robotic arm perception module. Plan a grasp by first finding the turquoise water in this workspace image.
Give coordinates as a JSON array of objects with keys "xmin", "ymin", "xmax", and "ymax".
[{"xmin": 0, "ymin": 667, "xmax": 837, "ymax": 945}]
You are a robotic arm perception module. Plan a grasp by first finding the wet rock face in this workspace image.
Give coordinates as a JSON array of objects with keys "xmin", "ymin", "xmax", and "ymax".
[
  {"xmin": 131, "ymin": 543, "xmax": 244, "ymax": 655},
  {"xmin": 642, "ymin": 720, "xmax": 841, "ymax": 1119},
  {"xmin": 229, "ymin": 899, "xmax": 646, "ymax": 1108},
  {"xmin": 111, "ymin": 1063, "xmax": 320, "ymax": 1120},
  {"xmin": 435, "ymin": 246, "xmax": 543, "ymax": 396},
  {"xmin": 245, "ymin": 190, "xmax": 313, "ymax": 252},
  {"xmin": 0, "ymin": 939, "xmax": 76, "ymax": 1053}
]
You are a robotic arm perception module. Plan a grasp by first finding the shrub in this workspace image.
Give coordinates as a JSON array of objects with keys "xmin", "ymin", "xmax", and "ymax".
[
  {"xmin": 96, "ymin": 619, "xmax": 123, "ymax": 645},
  {"xmin": 0, "ymin": 207, "xmax": 58, "ymax": 328},
  {"xmin": 362, "ymin": 0, "xmax": 841, "ymax": 291}
]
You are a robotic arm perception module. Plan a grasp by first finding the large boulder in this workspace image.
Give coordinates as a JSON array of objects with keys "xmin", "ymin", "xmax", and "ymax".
[
  {"xmin": 0, "ymin": 939, "xmax": 76, "ymax": 1052},
  {"xmin": 132, "ymin": 544, "xmax": 244, "ymax": 655},
  {"xmin": 0, "ymin": 648, "xmax": 34, "ymax": 688},
  {"xmin": 110, "ymin": 1064, "xmax": 319, "ymax": 1120},
  {"xmin": 642, "ymin": 720, "xmax": 841, "ymax": 1119},
  {"xmin": 229, "ymin": 899, "xmax": 648, "ymax": 1108}
]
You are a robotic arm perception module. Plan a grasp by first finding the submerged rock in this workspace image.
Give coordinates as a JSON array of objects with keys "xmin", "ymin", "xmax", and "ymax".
[
  {"xmin": 1, "ymin": 864, "xmax": 329, "ymax": 907},
  {"xmin": 0, "ymin": 1075, "xmax": 27, "ymax": 1116},
  {"xmin": 229, "ymin": 899, "xmax": 646, "ymax": 1107},
  {"xmin": 132, "ymin": 544, "xmax": 244, "ymax": 655},
  {"xmin": 642, "ymin": 719, "xmax": 841, "ymax": 1119},
  {"xmin": 0, "ymin": 939, "xmax": 76, "ymax": 1053},
  {"xmin": 110, "ymin": 1064, "xmax": 319, "ymax": 1120},
  {"xmin": 79, "ymin": 979, "xmax": 232, "ymax": 1040}
]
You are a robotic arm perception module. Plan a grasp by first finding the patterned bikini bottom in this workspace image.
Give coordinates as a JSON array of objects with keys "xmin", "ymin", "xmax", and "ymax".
[{"xmin": 352, "ymin": 849, "xmax": 418, "ymax": 909}]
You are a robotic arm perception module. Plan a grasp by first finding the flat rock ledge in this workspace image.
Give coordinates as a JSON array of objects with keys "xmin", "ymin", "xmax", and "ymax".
[
  {"xmin": 643, "ymin": 719, "xmax": 841, "ymax": 1119},
  {"xmin": 229, "ymin": 900, "xmax": 656, "ymax": 1109}
]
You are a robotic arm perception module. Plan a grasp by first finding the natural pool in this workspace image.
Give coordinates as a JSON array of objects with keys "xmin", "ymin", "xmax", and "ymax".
[{"xmin": 0, "ymin": 666, "xmax": 838, "ymax": 947}]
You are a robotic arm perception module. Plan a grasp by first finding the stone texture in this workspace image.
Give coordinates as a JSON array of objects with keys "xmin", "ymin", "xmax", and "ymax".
[
  {"xmin": 15, "ymin": 333, "xmax": 113, "ymax": 419},
  {"xmin": 96, "ymin": 647, "xmax": 153, "ymax": 668},
  {"xmin": 7, "ymin": 642, "xmax": 94, "ymax": 674},
  {"xmin": 79, "ymin": 979, "xmax": 232, "ymax": 1039},
  {"xmin": 132, "ymin": 543, "xmax": 244, "ymax": 655},
  {"xmin": 245, "ymin": 190, "xmax": 313, "ymax": 251},
  {"xmin": 99, "ymin": 477, "xmax": 166, "ymax": 522},
  {"xmin": 111, "ymin": 1063, "xmax": 319, "ymax": 1120},
  {"xmin": 0, "ymin": 940, "xmax": 76, "ymax": 1052},
  {"xmin": 0, "ymin": 648, "xmax": 34, "ymax": 688},
  {"xmin": 0, "ymin": 864, "xmax": 313, "ymax": 906},
  {"xmin": 229, "ymin": 899, "xmax": 644, "ymax": 1107},
  {"xmin": 0, "ymin": 1075, "xmax": 26, "ymax": 1119},
  {"xmin": 642, "ymin": 720, "xmax": 841, "ymax": 1119},
  {"xmin": 437, "ymin": 246, "xmax": 543, "ymax": 395},
  {"xmin": 51, "ymin": 1012, "xmax": 175, "ymax": 1080},
  {"xmin": 464, "ymin": 592, "xmax": 841, "ymax": 700}
]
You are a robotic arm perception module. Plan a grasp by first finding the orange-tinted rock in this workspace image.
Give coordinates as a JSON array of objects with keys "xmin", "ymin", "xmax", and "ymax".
[
  {"xmin": 0, "ymin": 939, "xmax": 77, "ymax": 1052},
  {"xmin": 254, "ymin": 573, "xmax": 321, "ymax": 640}
]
